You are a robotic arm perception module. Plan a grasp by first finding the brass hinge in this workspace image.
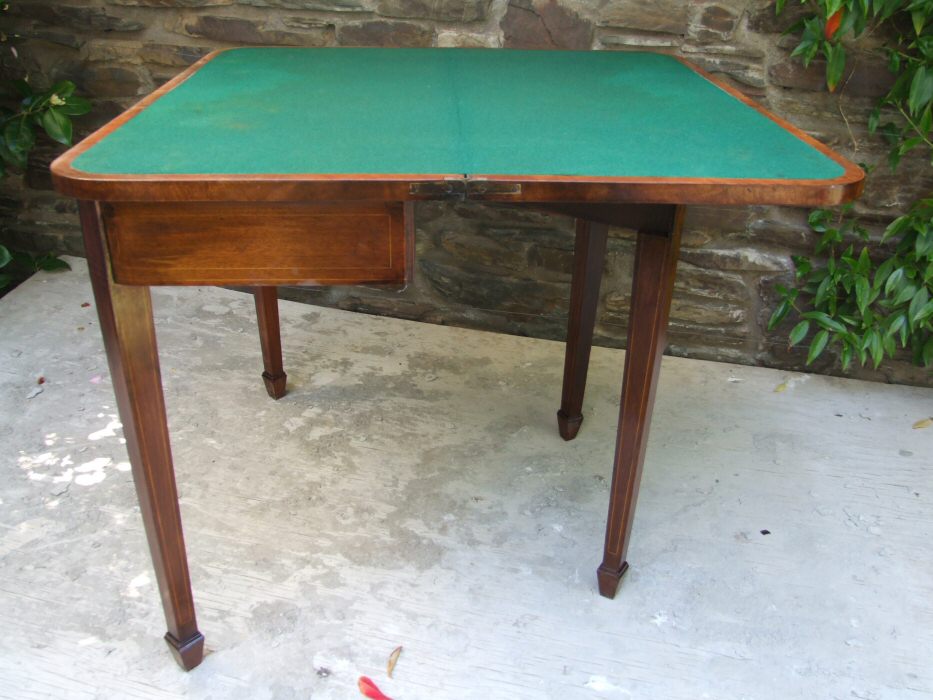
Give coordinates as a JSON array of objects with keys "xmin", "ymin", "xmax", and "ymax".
[
  {"xmin": 466, "ymin": 180, "xmax": 522, "ymax": 199},
  {"xmin": 409, "ymin": 180, "xmax": 467, "ymax": 200},
  {"xmin": 409, "ymin": 178, "xmax": 523, "ymax": 201}
]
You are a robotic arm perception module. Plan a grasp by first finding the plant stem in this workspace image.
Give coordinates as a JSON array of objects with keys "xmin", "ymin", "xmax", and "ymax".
[{"xmin": 896, "ymin": 104, "xmax": 933, "ymax": 151}]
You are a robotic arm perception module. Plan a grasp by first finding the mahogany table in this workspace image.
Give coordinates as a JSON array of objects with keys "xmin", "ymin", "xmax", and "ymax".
[{"xmin": 51, "ymin": 47, "xmax": 863, "ymax": 670}]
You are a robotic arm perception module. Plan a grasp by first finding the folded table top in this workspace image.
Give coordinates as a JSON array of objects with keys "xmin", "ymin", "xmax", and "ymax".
[{"xmin": 52, "ymin": 47, "xmax": 863, "ymax": 205}]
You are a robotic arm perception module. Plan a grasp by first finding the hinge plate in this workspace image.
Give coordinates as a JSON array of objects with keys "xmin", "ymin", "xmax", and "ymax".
[
  {"xmin": 408, "ymin": 180, "xmax": 467, "ymax": 200},
  {"xmin": 466, "ymin": 180, "xmax": 522, "ymax": 199},
  {"xmin": 408, "ymin": 179, "xmax": 523, "ymax": 201}
]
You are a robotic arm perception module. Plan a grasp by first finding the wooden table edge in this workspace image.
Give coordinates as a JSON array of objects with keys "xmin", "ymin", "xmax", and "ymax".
[
  {"xmin": 50, "ymin": 47, "xmax": 864, "ymax": 208},
  {"xmin": 50, "ymin": 170, "xmax": 864, "ymax": 207}
]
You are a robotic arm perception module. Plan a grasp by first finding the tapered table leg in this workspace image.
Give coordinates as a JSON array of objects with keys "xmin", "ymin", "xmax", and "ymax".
[
  {"xmin": 557, "ymin": 218, "xmax": 608, "ymax": 441},
  {"xmin": 254, "ymin": 286, "xmax": 287, "ymax": 399},
  {"xmin": 597, "ymin": 206, "xmax": 684, "ymax": 599},
  {"xmin": 79, "ymin": 201, "xmax": 205, "ymax": 670}
]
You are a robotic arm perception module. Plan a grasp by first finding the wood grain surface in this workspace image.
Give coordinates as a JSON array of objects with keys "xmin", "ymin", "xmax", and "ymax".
[{"xmin": 103, "ymin": 201, "xmax": 409, "ymax": 286}]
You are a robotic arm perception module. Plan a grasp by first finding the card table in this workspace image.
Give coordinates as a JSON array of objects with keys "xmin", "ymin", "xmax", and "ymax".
[{"xmin": 52, "ymin": 47, "xmax": 863, "ymax": 670}]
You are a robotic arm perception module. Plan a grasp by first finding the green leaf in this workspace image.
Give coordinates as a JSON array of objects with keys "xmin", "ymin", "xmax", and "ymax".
[
  {"xmin": 0, "ymin": 273, "xmax": 12, "ymax": 290},
  {"xmin": 58, "ymin": 96, "xmax": 91, "ymax": 116},
  {"xmin": 922, "ymin": 335, "xmax": 933, "ymax": 366},
  {"xmin": 802, "ymin": 310, "xmax": 848, "ymax": 333},
  {"xmin": 883, "ymin": 215, "xmax": 910, "ymax": 242},
  {"xmin": 874, "ymin": 257, "xmax": 896, "ymax": 290},
  {"xmin": 893, "ymin": 283, "xmax": 919, "ymax": 306},
  {"xmin": 889, "ymin": 48, "xmax": 902, "ymax": 73},
  {"xmin": 3, "ymin": 118, "xmax": 35, "ymax": 156},
  {"xmin": 877, "ymin": 0, "xmax": 905, "ymax": 20},
  {"xmin": 818, "ymin": 226, "xmax": 842, "ymax": 252},
  {"xmin": 898, "ymin": 136, "xmax": 923, "ymax": 156},
  {"xmin": 868, "ymin": 106, "xmax": 881, "ymax": 132},
  {"xmin": 814, "ymin": 274, "xmax": 834, "ymax": 306},
  {"xmin": 825, "ymin": 41, "xmax": 847, "ymax": 92},
  {"xmin": 793, "ymin": 17, "xmax": 824, "ymax": 66},
  {"xmin": 916, "ymin": 229, "xmax": 933, "ymax": 257},
  {"xmin": 33, "ymin": 254, "xmax": 70, "ymax": 272},
  {"xmin": 885, "ymin": 266, "xmax": 905, "ymax": 296},
  {"xmin": 909, "ymin": 286, "xmax": 930, "ymax": 325},
  {"xmin": 889, "ymin": 144, "xmax": 903, "ymax": 170},
  {"xmin": 840, "ymin": 341, "xmax": 853, "ymax": 370},
  {"xmin": 869, "ymin": 329, "xmax": 884, "ymax": 367},
  {"xmin": 908, "ymin": 65, "xmax": 933, "ymax": 116},
  {"xmin": 856, "ymin": 246, "xmax": 871, "ymax": 277},
  {"xmin": 0, "ymin": 134, "xmax": 26, "ymax": 170},
  {"xmin": 791, "ymin": 38, "xmax": 814, "ymax": 63},
  {"xmin": 792, "ymin": 255, "xmax": 812, "ymax": 280},
  {"xmin": 839, "ymin": 3, "xmax": 863, "ymax": 36},
  {"xmin": 789, "ymin": 320, "xmax": 810, "ymax": 346},
  {"xmin": 856, "ymin": 276, "xmax": 871, "ymax": 315},
  {"xmin": 920, "ymin": 103, "xmax": 933, "ymax": 136},
  {"xmin": 883, "ymin": 332, "xmax": 896, "ymax": 357},
  {"xmin": 808, "ymin": 208, "xmax": 831, "ymax": 232},
  {"xmin": 768, "ymin": 299, "xmax": 791, "ymax": 331},
  {"xmin": 887, "ymin": 312, "xmax": 908, "ymax": 338},
  {"xmin": 914, "ymin": 299, "xmax": 933, "ymax": 324},
  {"xmin": 807, "ymin": 329, "xmax": 830, "ymax": 364},
  {"xmin": 40, "ymin": 108, "xmax": 72, "ymax": 146},
  {"xmin": 776, "ymin": 0, "xmax": 787, "ymax": 13},
  {"xmin": 48, "ymin": 80, "xmax": 76, "ymax": 99},
  {"xmin": 919, "ymin": 35, "xmax": 933, "ymax": 59},
  {"xmin": 0, "ymin": 244, "xmax": 10, "ymax": 268},
  {"xmin": 856, "ymin": 336, "xmax": 868, "ymax": 364}
]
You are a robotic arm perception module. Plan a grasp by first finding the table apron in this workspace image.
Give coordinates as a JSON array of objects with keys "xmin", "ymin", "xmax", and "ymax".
[{"xmin": 100, "ymin": 201, "xmax": 413, "ymax": 287}]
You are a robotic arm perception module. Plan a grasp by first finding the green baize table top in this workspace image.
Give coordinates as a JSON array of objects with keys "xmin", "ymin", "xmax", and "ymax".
[{"xmin": 72, "ymin": 47, "xmax": 845, "ymax": 182}]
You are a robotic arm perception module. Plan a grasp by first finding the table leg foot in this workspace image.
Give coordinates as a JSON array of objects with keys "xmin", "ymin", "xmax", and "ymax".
[
  {"xmin": 596, "ymin": 561, "xmax": 629, "ymax": 599},
  {"xmin": 599, "ymin": 207, "xmax": 684, "ymax": 600},
  {"xmin": 261, "ymin": 370, "xmax": 287, "ymax": 400},
  {"xmin": 165, "ymin": 631, "xmax": 205, "ymax": 671},
  {"xmin": 557, "ymin": 219, "xmax": 608, "ymax": 442},
  {"xmin": 81, "ymin": 201, "xmax": 204, "ymax": 673},
  {"xmin": 255, "ymin": 287, "xmax": 287, "ymax": 400},
  {"xmin": 556, "ymin": 409, "xmax": 584, "ymax": 441}
]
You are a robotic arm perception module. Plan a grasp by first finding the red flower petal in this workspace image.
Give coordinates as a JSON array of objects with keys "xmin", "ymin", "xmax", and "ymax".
[
  {"xmin": 358, "ymin": 676, "xmax": 393, "ymax": 700},
  {"xmin": 825, "ymin": 9, "xmax": 843, "ymax": 39}
]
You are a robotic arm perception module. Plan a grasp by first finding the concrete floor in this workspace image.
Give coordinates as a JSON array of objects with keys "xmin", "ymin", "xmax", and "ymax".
[{"xmin": 1, "ymin": 257, "xmax": 931, "ymax": 700}]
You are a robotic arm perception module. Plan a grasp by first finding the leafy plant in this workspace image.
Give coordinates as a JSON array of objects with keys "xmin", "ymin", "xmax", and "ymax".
[
  {"xmin": 771, "ymin": 0, "xmax": 933, "ymax": 370},
  {"xmin": 0, "ymin": 78, "xmax": 90, "ymax": 176},
  {"xmin": 0, "ymin": 243, "xmax": 70, "ymax": 290},
  {"xmin": 769, "ymin": 202, "xmax": 932, "ymax": 368},
  {"xmin": 0, "ymin": 3, "xmax": 86, "ymax": 289}
]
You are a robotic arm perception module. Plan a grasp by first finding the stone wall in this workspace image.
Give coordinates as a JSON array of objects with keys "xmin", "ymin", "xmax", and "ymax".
[{"xmin": 2, "ymin": 0, "xmax": 931, "ymax": 386}]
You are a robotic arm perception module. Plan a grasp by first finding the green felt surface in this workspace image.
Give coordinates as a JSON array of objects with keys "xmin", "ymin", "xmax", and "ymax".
[{"xmin": 73, "ymin": 48, "xmax": 845, "ymax": 181}]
